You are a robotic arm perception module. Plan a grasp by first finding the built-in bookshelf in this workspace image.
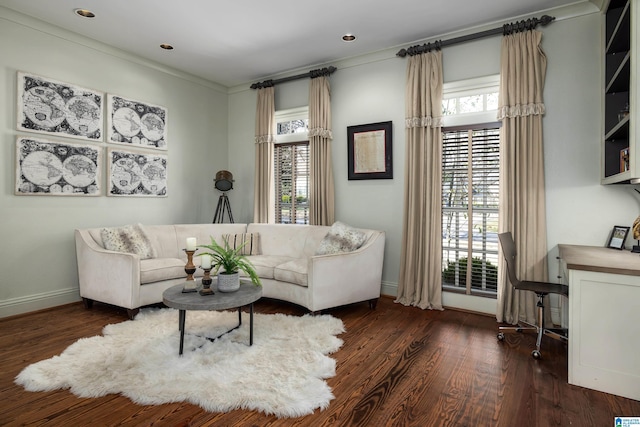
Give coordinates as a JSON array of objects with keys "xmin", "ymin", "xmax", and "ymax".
[{"xmin": 602, "ymin": 0, "xmax": 637, "ymax": 184}]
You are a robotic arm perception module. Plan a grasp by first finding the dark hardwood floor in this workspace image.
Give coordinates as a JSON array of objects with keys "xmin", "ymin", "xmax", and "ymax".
[{"xmin": 1, "ymin": 296, "xmax": 638, "ymax": 426}]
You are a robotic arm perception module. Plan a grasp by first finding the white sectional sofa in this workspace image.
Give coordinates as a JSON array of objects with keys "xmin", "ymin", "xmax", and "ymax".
[{"xmin": 75, "ymin": 223, "xmax": 385, "ymax": 318}]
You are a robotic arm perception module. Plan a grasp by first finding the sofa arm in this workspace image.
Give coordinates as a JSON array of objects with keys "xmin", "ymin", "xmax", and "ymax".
[
  {"xmin": 74, "ymin": 229, "xmax": 141, "ymax": 309},
  {"xmin": 307, "ymin": 231, "xmax": 385, "ymax": 311}
]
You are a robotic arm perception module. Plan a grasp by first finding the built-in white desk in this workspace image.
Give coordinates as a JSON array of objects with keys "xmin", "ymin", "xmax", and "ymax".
[{"xmin": 558, "ymin": 245, "xmax": 640, "ymax": 401}]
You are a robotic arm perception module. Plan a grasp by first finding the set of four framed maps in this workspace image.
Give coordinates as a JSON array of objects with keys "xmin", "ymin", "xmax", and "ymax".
[{"xmin": 15, "ymin": 72, "xmax": 168, "ymax": 197}]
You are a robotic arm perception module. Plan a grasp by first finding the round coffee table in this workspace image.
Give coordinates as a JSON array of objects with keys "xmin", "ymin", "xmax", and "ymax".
[{"xmin": 163, "ymin": 281, "xmax": 262, "ymax": 355}]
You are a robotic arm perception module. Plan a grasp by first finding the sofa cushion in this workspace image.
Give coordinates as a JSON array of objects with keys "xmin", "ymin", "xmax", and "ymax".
[
  {"xmin": 274, "ymin": 259, "xmax": 308, "ymax": 287},
  {"xmin": 139, "ymin": 258, "xmax": 189, "ymax": 284},
  {"xmin": 303, "ymin": 226, "xmax": 332, "ymax": 257},
  {"xmin": 140, "ymin": 257, "xmax": 205, "ymax": 284},
  {"xmin": 247, "ymin": 223, "xmax": 308, "ymax": 258},
  {"xmin": 315, "ymin": 221, "xmax": 367, "ymax": 255},
  {"xmin": 101, "ymin": 224, "xmax": 156, "ymax": 259},
  {"xmin": 244, "ymin": 255, "xmax": 295, "ymax": 280},
  {"xmin": 222, "ymin": 232, "xmax": 261, "ymax": 255},
  {"xmin": 174, "ymin": 223, "xmax": 248, "ymax": 260}
]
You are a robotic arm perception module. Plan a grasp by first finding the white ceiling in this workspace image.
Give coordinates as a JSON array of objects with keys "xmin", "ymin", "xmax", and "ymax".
[{"xmin": 0, "ymin": 0, "xmax": 598, "ymax": 88}]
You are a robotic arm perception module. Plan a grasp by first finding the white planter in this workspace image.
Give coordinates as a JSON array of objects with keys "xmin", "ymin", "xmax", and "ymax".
[{"xmin": 217, "ymin": 272, "xmax": 240, "ymax": 292}]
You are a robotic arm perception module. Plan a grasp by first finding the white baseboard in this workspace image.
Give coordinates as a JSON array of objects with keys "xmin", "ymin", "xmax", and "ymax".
[
  {"xmin": 0, "ymin": 287, "xmax": 80, "ymax": 319},
  {"xmin": 550, "ymin": 307, "xmax": 561, "ymax": 326},
  {"xmin": 381, "ymin": 281, "xmax": 497, "ymax": 316},
  {"xmin": 442, "ymin": 292, "xmax": 497, "ymax": 316},
  {"xmin": 381, "ymin": 280, "xmax": 398, "ymax": 298}
]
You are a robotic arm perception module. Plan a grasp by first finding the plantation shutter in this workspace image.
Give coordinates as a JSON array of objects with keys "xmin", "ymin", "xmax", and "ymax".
[
  {"xmin": 274, "ymin": 142, "xmax": 309, "ymax": 224},
  {"xmin": 442, "ymin": 124, "xmax": 500, "ymax": 294}
]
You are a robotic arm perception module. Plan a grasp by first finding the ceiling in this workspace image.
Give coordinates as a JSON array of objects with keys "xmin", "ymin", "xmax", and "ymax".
[{"xmin": 0, "ymin": 0, "xmax": 598, "ymax": 88}]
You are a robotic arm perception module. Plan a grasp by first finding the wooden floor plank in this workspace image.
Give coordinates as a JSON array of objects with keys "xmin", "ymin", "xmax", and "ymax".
[{"xmin": 1, "ymin": 297, "xmax": 639, "ymax": 426}]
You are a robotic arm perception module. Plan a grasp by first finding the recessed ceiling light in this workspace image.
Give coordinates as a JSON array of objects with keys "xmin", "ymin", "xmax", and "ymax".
[
  {"xmin": 74, "ymin": 9, "xmax": 95, "ymax": 18},
  {"xmin": 160, "ymin": 44, "xmax": 174, "ymax": 50},
  {"xmin": 342, "ymin": 34, "xmax": 356, "ymax": 42}
]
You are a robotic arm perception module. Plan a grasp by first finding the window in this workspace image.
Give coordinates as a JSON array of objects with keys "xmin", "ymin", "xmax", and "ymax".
[
  {"xmin": 274, "ymin": 107, "xmax": 309, "ymax": 224},
  {"xmin": 441, "ymin": 76, "xmax": 500, "ymax": 297},
  {"xmin": 442, "ymin": 92, "xmax": 499, "ymax": 116},
  {"xmin": 274, "ymin": 143, "xmax": 309, "ymax": 224},
  {"xmin": 441, "ymin": 75, "xmax": 500, "ymax": 126}
]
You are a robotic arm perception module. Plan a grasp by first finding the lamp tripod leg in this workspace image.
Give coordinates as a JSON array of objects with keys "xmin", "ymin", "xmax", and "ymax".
[
  {"xmin": 213, "ymin": 193, "xmax": 234, "ymax": 223},
  {"xmin": 213, "ymin": 195, "xmax": 224, "ymax": 223},
  {"xmin": 224, "ymin": 195, "xmax": 234, "ymax": 223}
]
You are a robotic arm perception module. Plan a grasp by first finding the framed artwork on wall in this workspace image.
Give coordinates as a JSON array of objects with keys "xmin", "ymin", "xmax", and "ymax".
[
  {"xmin": 17, "ymin": 72, "xmax": 104, "ymax": 142},
  {"xmin": 15, "ymin": 136, "xmax": 101, "ymax": 196},
  {"xmin": 107, "ymin": 94, "xmax": 168, "ymax": 150},
  {"xmin": 107, "ymin": 148, "xmax": 167, "ymax": 197},
  {"xmin": 347, "ymin": 121, "xmax": 393, "ymax": 180}
]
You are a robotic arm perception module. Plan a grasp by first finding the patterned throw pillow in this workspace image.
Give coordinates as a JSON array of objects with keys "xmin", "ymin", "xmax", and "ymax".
[
  {"xmin": 315, "ymin": 221, "xmax": 367, "ymax": 255},
  {"xmin": 100, "ymin": 224, "xmax": 156, "ymax": 259},
  {"xmin": 222, "ymin": 233, "xmax": 261, "ymax": 255}
]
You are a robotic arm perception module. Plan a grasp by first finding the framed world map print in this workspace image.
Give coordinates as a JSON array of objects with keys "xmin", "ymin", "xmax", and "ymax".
[
  {"xmin": 107, "ymin": 94, "xmax": 168, "ymax": 150},
  {"xmin": 17, "ymin": 72, "xmax": 104, "ymax": 141},
  {"xmin": 16, "ymin": 136, "xmax": 102, "ymax": 196},
  {"xmin": 107, "ymin": 148, "xmax": 167, "ymax": 197}
]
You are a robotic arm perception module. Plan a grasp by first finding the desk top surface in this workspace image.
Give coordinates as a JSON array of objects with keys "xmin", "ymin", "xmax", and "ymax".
[{"xmin": 559, "ymin": 244, "xmax": 640, "ymax": 277}]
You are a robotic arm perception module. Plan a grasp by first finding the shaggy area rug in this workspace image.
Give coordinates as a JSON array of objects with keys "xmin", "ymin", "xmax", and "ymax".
[{"xmin": 15, "ymin": 308, "xmax": 345, "ymax": 418}]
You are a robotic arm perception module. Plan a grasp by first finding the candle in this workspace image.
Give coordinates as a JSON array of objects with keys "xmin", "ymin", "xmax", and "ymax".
[
  {"xmin": 201, "ymin": 254, "xmax": 212, "ymax": 269},
  {"xmin": 186, "ymin": 237, "xmax": 197, "ymax": 251}
]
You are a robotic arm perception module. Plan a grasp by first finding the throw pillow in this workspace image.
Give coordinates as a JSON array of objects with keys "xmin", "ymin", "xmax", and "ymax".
[
  {"xmin": 315, "ymin": 221, "xmax": 367, "ymax": 255},
  {"xmin": 222, "ymin": 233, "xmax": 261, "ymax": 255},
  {"xmin": 100, "ymin": 224, "xmax": 156, "ymax": 259}
]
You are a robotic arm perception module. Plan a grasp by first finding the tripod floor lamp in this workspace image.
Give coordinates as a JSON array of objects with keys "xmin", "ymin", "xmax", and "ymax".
[{"xmin": 213, "ymin": 170, "xmax": 234, "ymax": 223}]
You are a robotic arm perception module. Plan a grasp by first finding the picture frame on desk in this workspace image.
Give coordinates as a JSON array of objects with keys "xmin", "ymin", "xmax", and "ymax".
[{"xmin": 607, "ymin": 225, "xmax": 630, "ymax": 250}]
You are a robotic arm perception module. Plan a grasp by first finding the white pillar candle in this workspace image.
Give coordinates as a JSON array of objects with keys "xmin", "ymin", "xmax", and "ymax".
[
  {"xmin": 201, "ymin": 254, "xmax": 212, "ymax": 269},
  {"xmin": 186, "ymin": 237, "xmax": 197, "ymax": 251}
]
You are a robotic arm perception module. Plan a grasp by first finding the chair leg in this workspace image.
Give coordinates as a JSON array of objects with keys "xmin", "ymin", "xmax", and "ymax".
[
  {"xmin": 497, "ymin": 321, "xmax": 538, "ymax": 342},
  {"xmin": 532, "ymin": 297, "xmax": 545, "ymax": 359},
  {"xmin": 497, "ymin": 294, "xmax": 547, "ymax": 359}
]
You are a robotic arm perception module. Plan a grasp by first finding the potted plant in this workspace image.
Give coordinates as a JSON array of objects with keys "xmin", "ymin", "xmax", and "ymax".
[{"xmin": 197, "ymin": 236, "xmax": 261, "ymax": 292}]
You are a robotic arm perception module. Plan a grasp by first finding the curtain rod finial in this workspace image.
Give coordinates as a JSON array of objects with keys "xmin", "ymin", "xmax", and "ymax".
[{"xmin": 540, "ymin": 15, "xmax": 555, "ymax": 26}]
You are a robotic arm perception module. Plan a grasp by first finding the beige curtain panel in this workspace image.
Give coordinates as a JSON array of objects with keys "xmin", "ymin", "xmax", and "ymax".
[
  {"xmin": 308, "ymin": 76, "xmax": 335, "ymax": 226},
  {"xmin": 395, "ymin": 50, "xmax": 444, "ymax": 310},
  {"xmin": 253, "ymin": 86, "xmax": 276, "ymax": 223},
  {"xmin": 497, "ymin": 30, "xmax": 550, "ymax": 325}
]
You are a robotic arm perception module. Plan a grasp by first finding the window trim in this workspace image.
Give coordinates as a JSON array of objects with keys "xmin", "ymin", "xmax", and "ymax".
[
  {"xmin": 442, "ymin": 74, "xmax": 499, "ymax": 127},
  {"xmin": 443, "ymin": 74, "xmax": 500, "ymax": 98},
  {"xmin": 275, "ymin": 106, "xmax": 309, "ymax": 144}
]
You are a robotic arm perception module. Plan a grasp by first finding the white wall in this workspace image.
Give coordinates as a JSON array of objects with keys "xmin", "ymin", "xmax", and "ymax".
[
  {"xmin": 0, "ymin": 8, "xmax": 228, "ymax": 317},
  {"xmin": 543, "ymin": 12, "xmax": 640, "ymax": 276},
  {"xmin": 229, "ymin": 6, "xmax": 639, "ymax": 315}
]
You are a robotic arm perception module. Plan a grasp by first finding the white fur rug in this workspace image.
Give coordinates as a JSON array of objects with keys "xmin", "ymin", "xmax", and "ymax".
[{"xmin": 15, "ymin": 308, "xmax": 345, "ymax": 418}]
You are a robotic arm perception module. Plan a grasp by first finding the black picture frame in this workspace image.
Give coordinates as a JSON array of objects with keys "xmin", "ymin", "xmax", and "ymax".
[
  {"xmin": 347, "ymin": 121, "xmax": 392, "ymax": 180},
  {"xmin": 606, "ymin": 225, "xmax": 630, "ymax": 250}
]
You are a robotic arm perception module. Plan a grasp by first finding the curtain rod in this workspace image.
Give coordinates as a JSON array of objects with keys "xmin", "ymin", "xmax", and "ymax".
[
  {"xmin": 250, "ymin": 66, "xmax": 337, "ymax": 90},
  {"xmin": 396, "ymin": 14, "xmax": 555, "ymax": 57}
]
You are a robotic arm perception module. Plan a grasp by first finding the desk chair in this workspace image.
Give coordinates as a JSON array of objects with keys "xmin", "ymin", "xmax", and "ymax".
[{"xmin": 497, "ymin": 232, "xmax": 568, "ymax": 359}]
